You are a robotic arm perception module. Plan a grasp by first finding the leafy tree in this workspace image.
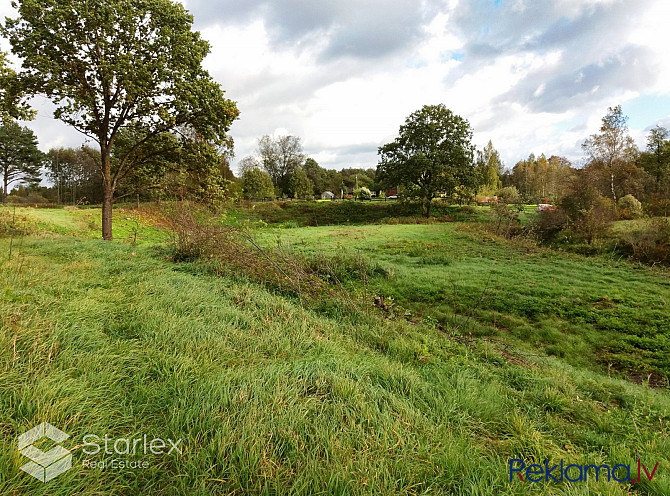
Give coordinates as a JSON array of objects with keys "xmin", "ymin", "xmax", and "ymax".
[
  {"xmin": 377, "ymin": 104, "xmax": 475, "ymax": 217},
  {"xmin": 5, "ymin": 0, "xmax": 238, "ymax": 239},
  {"xmin": 638, "ymin": 126, "xmax": 670, "ymax": 194},
  {"xmin": 258, "ymin": 135, "xmax": 305, "ymax": 194},
  {"xmin": 582, "ymin": 105, "xmax": 638, "ymax": 204},
  {"xmin": 0, "ymin": 51, "xmax": 34, "ymax": 122},
  {"xmin": 476, "ymin": 140, "xmax": 502, "ymax": 196},
  {"xmin": 288, "ymin": 168, "xmax": 314, "ymax": 199},
  {"xmin": 303, "ymin": 157, "xmax": 327, "ymax": 195},
  {"xmin": 0, "ymin": 122, "xmax": 42, "ymax": 204},
  {"xmin": 242, "ymin": 168, "xmax": 274, "ymax": 201}
]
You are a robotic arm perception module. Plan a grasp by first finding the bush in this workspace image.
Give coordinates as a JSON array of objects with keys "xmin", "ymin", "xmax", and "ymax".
[
  {"xmin": 617, "ymin": 194, "xmax": 643, "ymax": 219},
  {"xmin": 530, "ymin": 207, "xmax": 568, "ymax": 243},
  {"xmin": 619, "ymin": 218, "xmax": 670, "ymax": 265},
  {"xmin": 559, "ymin": 185, "xmax": 615, "ymax": 244}
]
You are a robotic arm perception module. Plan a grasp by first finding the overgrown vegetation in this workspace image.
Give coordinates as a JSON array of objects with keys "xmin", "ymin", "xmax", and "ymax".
[{"xmin": 1, "ymin": 208, "xmax": 670, "ymax": 495}]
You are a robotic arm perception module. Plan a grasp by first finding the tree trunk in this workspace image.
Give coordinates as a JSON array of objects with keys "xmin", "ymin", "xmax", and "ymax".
[
  {"xmin": 136, "ymin": 192, "xmax": 140, "ymax": 209},
  {"xmin": 2, "ymin": 175, "xmax": 7, "ymax": 205},
  {"xmin": 101, "ymin": 148, "xmax": 114, "ymax": 241},
  {"xmin": 423, "ymin": 197, "xmax": 432, "ymax": 218},
  {"xmin": 610, "ymin": 168, "xmax": 617, "ymax": 205}
]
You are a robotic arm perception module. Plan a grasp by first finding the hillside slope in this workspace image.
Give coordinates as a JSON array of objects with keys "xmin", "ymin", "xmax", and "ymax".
[{"xmin": 0, "ymin": 212, "xmax": 669, "ymax": 495}]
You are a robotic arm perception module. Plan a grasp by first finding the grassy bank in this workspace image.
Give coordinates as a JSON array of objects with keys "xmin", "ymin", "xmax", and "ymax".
[{"xmin": 1, "ymin": 206, "xmax": 669, "ymax": 495}]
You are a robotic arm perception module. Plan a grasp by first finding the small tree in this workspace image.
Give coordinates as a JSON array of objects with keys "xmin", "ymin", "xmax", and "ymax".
[
  {"xmin": 638, "ymin": 126, "xmax": 670, "ymax": 194},
  {"xmin": 0, "ymin": 122, "xmax": 42, "ymax": 204},
  {"xmin": 242, "ymin": 168, "xmax": 275, "ymax": 201},
  {"xmin": 377, "ymin": 104, "xmax": 475, "ymax": 217},
  {"xmin": 476, "ymin": 140, "xmax": 502, "ymax": 196},
  {"xmin": 491, "ymin": 186, "xmax": 523, "ymax": 237}
]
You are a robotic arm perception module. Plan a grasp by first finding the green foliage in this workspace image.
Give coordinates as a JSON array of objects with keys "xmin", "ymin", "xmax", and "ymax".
[
  {"xmin": 377, "ymin": 104, "xmax": 476, "ymax": 217},
  {"xmin": 354, "ymin": 186, "xmax": 372, "ymax": 200},
  {"xmin": 476, "ymin": 140, "xmax": 502, "ymax": 195},
  {"xmin": 0, "ymin": 51, "xmax": 34, "ymax": 122},
  {"xmin": 638, "ymin": 125, "xmax": 670, "ymax": 195},
  {"xmin": 258, "ymin": 135, "xmax": 305, "ymax": 194},
  {"xmin": 617, "ymin": 194, "xmax": 643, "ymax": 219},
  {"xmin": 45, "ymin": 146, "xmax": 102, "ymax": 205},
  {"xmin": 510, "ymin": 154, "xmax": 575, "ymax": 203},
  {"xmin": 242, "ymin": 168, "xmax": 275, "ymax": 201},
  {"xmin": 5, "ymin": 0, "xmax": 239, "ymax": 238},
  {"xmin": 288, "ymin": 167, "xmax": 314, "ymax": 199},
  {"xmin": 0, "ymin": 122, "xmax": 43, "ymax": 204}
]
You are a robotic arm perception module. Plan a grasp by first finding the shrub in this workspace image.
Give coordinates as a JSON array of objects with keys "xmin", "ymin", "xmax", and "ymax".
[
  {"xmin": 617, "ymin": 194, "xmax": 643, "ymax": 219},
  {"xmin": 619, "ymin": 218, "xmax": 670, "ymax": 265},
  {"xmin": 559, "ymin": 185, "xmax": 615, "ymax": 244},
  {"xmin": 490, "ymin": 186, "xmax": 523, "ymax": 238},
  {"xmin": 530, "ymin": 207, "xmax": 568, "ymax": 243}
]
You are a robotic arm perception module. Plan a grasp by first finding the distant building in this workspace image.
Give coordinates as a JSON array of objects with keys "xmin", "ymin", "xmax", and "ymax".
[{"xmin": 321, "ymin": 191, "xmax": 335, "ymax": 200}]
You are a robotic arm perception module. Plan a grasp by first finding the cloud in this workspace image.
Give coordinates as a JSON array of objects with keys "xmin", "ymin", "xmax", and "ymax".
[
  {"xmin": 186, "ymin": 0, "xmax": 440, "ymax": 61},
  {"xmin": 5, "ymin": 0, "xmax": 670, "ymax": 173}
]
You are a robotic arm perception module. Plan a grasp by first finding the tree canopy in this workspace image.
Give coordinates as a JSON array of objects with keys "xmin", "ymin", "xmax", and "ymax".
[
  {"xmin": 258, "ymin": 135, "xmax": 305, "ymax": 195},
  {"xmin": 377, "ymin": 104, "xmax": 475, "ymax": 217},
  {"xmin": 0, "ymin": 122, "xmax": 42, "ymax": 204},
  {"xmin": 5, "ymin": 0, "xmax": 239, "ymax": 239},
  {"xmin": 242, "ymin": 168, "xmax": 275, "ymax": 201},
  {"xmin": 0, "ymin": 51, "xmax": 34, "ymax": 123}
]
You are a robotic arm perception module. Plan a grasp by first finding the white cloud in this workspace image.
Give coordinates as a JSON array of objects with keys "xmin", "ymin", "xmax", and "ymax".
[{"xmin": 3, "ymin": 0, "xmax": 670, "ymax": 172}]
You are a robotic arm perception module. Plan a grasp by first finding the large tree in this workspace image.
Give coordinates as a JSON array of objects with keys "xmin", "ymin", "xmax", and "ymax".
[
  {"xmin": 258, "ymin": 135, "xmax": 305, "ymax": 195},
  {"xmin": 377, "ymin": 104, "xmax": 475, "ymax": 217},
  {"xmin": 582, "ymin": 105, "xmax": 638, "ymax": 204},
  {"xmin": 0, "ymin": 122, "xmax": 42, "ymax": 204},
  {"xmin": 5, "ymin": 0, "xmax": 239, "ymax": 239}
]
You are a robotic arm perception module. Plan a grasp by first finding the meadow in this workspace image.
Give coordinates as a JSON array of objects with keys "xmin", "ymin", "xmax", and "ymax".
[{"xmin": 1, "ymin": 203, "xmax": 669, "ymax": 495}]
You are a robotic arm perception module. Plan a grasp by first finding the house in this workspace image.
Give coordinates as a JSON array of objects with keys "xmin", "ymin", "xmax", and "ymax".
[
  {"xmin": 321, "ymin": 191, "xmax": 335, "ymax": 200},
  {"xmin": 536, "ymin": 204, "xmax": 555, "ymax": 212}
]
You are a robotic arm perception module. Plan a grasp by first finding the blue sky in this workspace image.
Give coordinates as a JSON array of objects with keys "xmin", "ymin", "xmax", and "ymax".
[{"xmin": 2, "ymin": 0, "xmax": 669, "ymax": 172}]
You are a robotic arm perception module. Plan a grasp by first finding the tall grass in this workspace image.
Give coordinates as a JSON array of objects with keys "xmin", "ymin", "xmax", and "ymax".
[{"xmin": 1, "ymin": 210, "xmax": 669, "ymax": 494}]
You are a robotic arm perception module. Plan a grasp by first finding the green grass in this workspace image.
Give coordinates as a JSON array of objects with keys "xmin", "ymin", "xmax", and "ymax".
[
  {"xmin": 1, "ymin": 206, "xmax": 669, "ymax": 495},
  {"xmin": 257, "ymin": 223, "xmax": 670, "ymax": 384},
  {"xmin": 1, "ymin": 205, "xmax": 168, "ymax": 244}
]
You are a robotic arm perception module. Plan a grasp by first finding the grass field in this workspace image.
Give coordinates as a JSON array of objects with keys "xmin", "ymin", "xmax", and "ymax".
[{"xmin": 1, "ymin": 204, "xmax": 670, "ymax": 495}]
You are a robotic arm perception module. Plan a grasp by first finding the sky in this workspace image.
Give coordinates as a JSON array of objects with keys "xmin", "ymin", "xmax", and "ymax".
[{"xmin": 2, "ymin": 0, "xmax": 670, "ymax": 173}]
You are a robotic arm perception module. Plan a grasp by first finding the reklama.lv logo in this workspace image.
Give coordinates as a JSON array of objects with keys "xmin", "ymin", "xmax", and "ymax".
[{"xmin": 510, "ymin": 458, "xmax": 659, "ymax": 483}]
